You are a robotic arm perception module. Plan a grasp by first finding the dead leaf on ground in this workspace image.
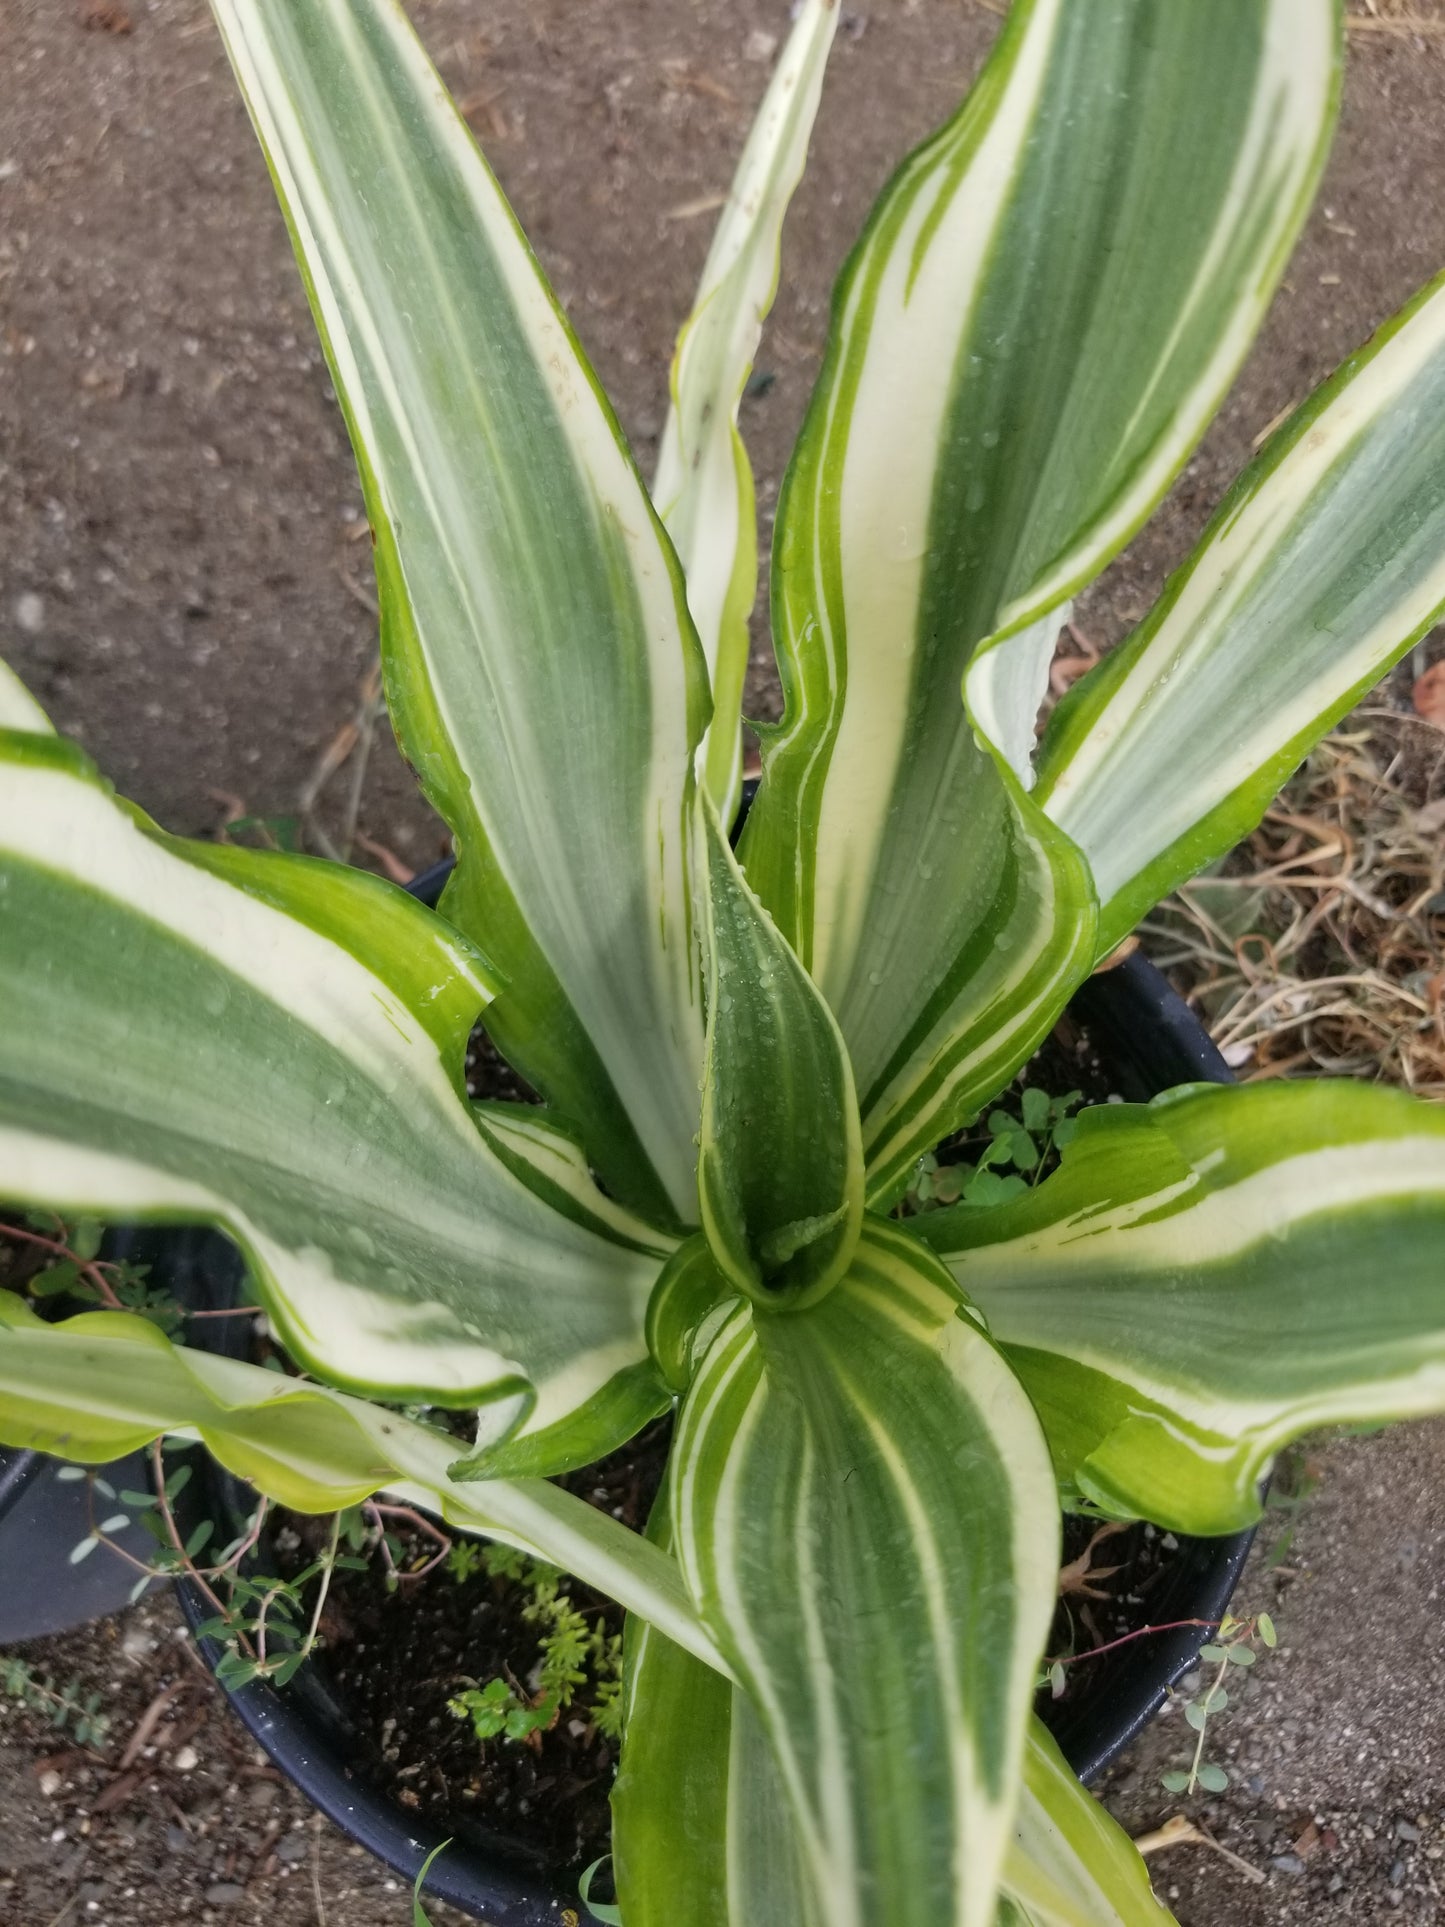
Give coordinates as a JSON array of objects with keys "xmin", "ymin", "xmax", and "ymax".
[
  {"xmin": 1293, "ymin": 1819, "xmax": 1322, "ymax": 1859},
  {"xmin": 82, "ymin": 0, "xmax": 134, "ymax": 31},
  {"xmin": 1412, "ymin": 658, "xmax": 1445, "ymax": 729}
]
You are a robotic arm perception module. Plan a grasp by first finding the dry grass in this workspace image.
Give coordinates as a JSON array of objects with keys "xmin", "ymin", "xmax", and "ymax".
[
  {"xmin": 1347, "ymin": 0, "xmax": 1445, "ymax": 36},
  {"xmin": 1145, "ymin": 709, "xmax": 1445, "ymax": 1099}
]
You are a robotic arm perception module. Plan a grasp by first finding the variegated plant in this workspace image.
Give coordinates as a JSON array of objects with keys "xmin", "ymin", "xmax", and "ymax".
[{"xmin": 4, "ymin": 1, "xmax": 1445, "ymax": 1922}]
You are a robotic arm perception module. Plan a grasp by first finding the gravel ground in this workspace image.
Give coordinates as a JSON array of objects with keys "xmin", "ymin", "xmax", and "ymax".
[{"xmin": 4, "ymin": 3, "xmax": 1445, "ymax": 1924}]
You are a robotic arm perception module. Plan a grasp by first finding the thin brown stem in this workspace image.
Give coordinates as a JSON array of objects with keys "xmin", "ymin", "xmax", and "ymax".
[
  {"xmin": 150, "ymin": 1440, "xmax": 246, "ymax": 1646},
  {"xmin": 0, "ymin": 1223, "xmax": 124, "ymax": 1308},
  {"xmin": 1047, "ymin": 1617, "xmax": 1222, "ymax": 1668},
  {"xmin": 366, "ymin": 1500, "xmax": 452, "ymax": 1578}
]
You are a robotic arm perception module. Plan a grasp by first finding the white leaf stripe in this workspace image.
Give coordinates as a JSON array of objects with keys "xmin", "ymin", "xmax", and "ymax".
[
  {"xmin": 741, "ymin": 0, "xmax": 1335, "ymax": 1192},
  {"xmin": 920, "ymin": 1082, "xmax": 1445, "ymax": 1533},
  {"xmin": 0, "ymin": 738, "xmax": 664, "ymax": 1416},
  {"xmin": 211, "ymin": 0, "xmax": 709, "ymax": 1225},
  {"xmin": 725, "ymin": 1688, "xmax": 828, "ymax": 1927},
  {"xmin": 672, "ymin": 1221, "xmax": 1058, "ymax": 1927},
  {"xmin": 655, "ymin": 0, "xmax": 839, "ymax": 818},
  {"xmin": 1039, "ymin": 267, "xmax": 1445, "ymax": 954},
  {"xmin": 0, "ymin": 656, "xmax": 52, "ymax": 734},
  {"xmin": 0, "ymin": 1294, "xmax": 724, "ymax": 1674}
]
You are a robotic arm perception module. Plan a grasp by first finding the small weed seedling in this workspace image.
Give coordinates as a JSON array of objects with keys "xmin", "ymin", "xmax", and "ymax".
[
  {"xmin": 1, "ymin": 1658, "xmax": 110, "ymax": 1748},
  {"xmin": 904, "ymin": 1088, "xmax": 1082, "ymax": 1213},
  {"xmin": 447, "ymin": 1546, "xmax": 624, "ymax": 1748},
  {"xmin": 1, "ymin": 1213, "xmax": 186, "ymax": 1335},
  {"xmin": 1160, "ymin": 1611, "xmax": 1278, "ymax": 1798}
]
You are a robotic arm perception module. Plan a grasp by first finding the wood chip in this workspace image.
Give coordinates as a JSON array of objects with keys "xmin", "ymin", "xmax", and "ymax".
[
  {"xmin": 665, "ymin": 192, "xmax": 728, "ymax": 223},
  {"xmin": 1412, "ymin": 658, "xmax": 1445, "ymax": 729},
  {"xmin": 353, "ymin": 833, "xmax": 416, "ymax": 886},
  {"xmin": 119, "ymin": 1680, "xmax": 184, "ymax": 1772},
  {"xmin": 91, "ymin": 1767, "xmax": 148, "ymax": 1816},
  {"xmin": 1251, "ymin": 401, "xmax": 1297, "ymax": 449},
  {"xmin": 661, "ymin": 63, "xmax": 739, "ymax": 107}
]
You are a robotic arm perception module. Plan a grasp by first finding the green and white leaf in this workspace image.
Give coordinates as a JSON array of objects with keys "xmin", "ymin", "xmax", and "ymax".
[
  {"xmin": 740, "ymin": 0, "xmax": 1338, "ymax": 1200},
  {"xmin": 695, "ymin": 796, "xmax": 862, "ymax": 1307},
  {"xmin": 449, "ymin": 1356, "xmax": 671, "ymax": 1483},
  {"xmin": 0, "ymin": 655, "xmax": 52, "ymax": 734},
  {"xmin": 612, "ymin": 1468, "xmax": 821, "ymax": 1927},
  {"xmin": 0, "ymin": 1293, "xmax": 722, "ymax": 1673},
  {"xmin": 671, "ymin": 1217, "xmax": 1058, "ymax": 1927},
  {"xmin": 919, "ymin": 1080, "xmax": 1445, "ymax": 1536},
  {"xmin": 644, "ymin": 1233, "xmax": 740, "ymax": 1396},
  {"xmin": 1002, "ymin": 1720, "xmax": 1175, "ymax": 1927},
  {"xmin": 0, "ymin": 734, "xmax": 672, "ymax": 1419},
  {"xmin": 654, "ymin": 0, "xmax": 839, "ymax": 821},
  {"xmin": 616, "ymin": 1612, "xmax": 822, "ymax": 1927},
  {"xmin": 617, "ymin": 1604, "xmax": 1168, "ymax": 1927},
  {"xmin": 211, "ymin": 0, "xmax": 710, "ymax": 1226},
  {"xmin": 1038, "ymin": 267, "xmax": 1445, "ymax": 956}
]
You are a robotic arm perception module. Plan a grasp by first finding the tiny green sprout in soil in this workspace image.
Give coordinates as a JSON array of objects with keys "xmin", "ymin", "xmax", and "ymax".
[
  {"xmin": 1, "ymin": 1657, "xmax": 111, "ymax": 1749},
  {"xmin": 895, "ymin": 1017, "xmax": 1113, "ymax": 1220},
  {"xmin": 899, "ymin": 1082, "xmax": 1083, "ymax": 1214},
  {"xmin": 445, "ymin": 1545, "xmax": 624, "ymax": 1747}
]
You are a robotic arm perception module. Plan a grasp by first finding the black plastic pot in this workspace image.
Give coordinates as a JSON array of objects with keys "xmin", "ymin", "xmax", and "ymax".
[
  {"xmin": 1035, "ymin": 949, "xmax": 1253, "ymax": 1781},
  {"xmin": 0, "ymin": 1443, "xmax": 161, "ymax": 1644},
  {"xmin": 157, "ymin": 848, "xmax": 1252, "ymax": 1921}
]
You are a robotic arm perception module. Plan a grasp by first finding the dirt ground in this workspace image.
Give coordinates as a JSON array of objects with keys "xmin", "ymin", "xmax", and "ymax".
[{"xmin": 4, "ymin": 1, "xmax": 1445, "ymax": 1924}]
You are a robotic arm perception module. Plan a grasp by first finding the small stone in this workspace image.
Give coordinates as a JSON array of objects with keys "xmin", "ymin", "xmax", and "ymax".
[
  {"xmin": 246, "ymin": 1781, "xmax": 278, "ymax": 1811},
  {"xmin": 172, "ymin": 1745, "xmax": 200, "ymax": 1773},
  {"xmin": 277, "ymin": 1834, "xmax": 309, "ymax": 1865},
  {"xmin": 164, "ymin": 1825, "xmax": 191, "ymax": 1854},
  {"xmin": 743, "ymin": 27, "xmax": 778, "ymax": 60},
  {"xmin": 14, "ymin": 592, "xmax": 44, "ymax": 632},
  {"xmin": 1396, "ymin": 1819, "xmax": 1422, "ymax": 1842},
  {"xmin": 1390, "ymin": 1858, "xmax": 1407, "ymax": 1885},
  {"xmin": 204, "ymin": 1883, "xmax": 245, "ymax": 1906},
  {"xmin": 38, "ymin": 1770, "xmax": 62, "ymax": 1797},
  {"xmin": 1270, "ymin": 1855, "xmax": 1306, "ymax": 1875}
]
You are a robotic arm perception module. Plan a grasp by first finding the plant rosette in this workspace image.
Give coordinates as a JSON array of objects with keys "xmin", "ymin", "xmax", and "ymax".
[
  {"xmin": 141, "ymin": 925, "xmax": 1252, "ymax": 1922},
  {"xmin": 5, "ymin": 4, "xmax": 1445, "ymax": 1925}
]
